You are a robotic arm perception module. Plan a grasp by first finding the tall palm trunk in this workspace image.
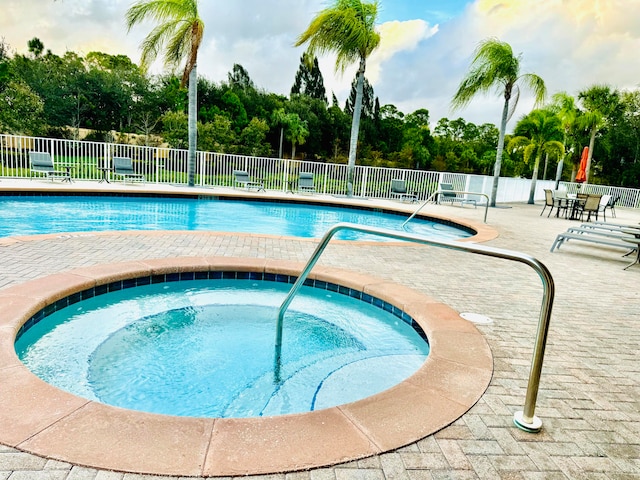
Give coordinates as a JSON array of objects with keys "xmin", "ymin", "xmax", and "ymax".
[
  {"xmin": 542, "ymin": 152, "xmax": 549, "ymax": 180},
  {"xmin": 187, "ymin": 65, "xmax": 198, "ymax": 187},
  {"xmin": 555, "ymin": 151, "xmax": 568, "ymax": 189},
  {"xmin": 528, "ymin": 151, "xmax": 541, "ymax": 204},
  {"xmin": 346, "ymin": 58, "xmax": 366, "ymax": 197},
  {"xmin": 491, "ymin": 92, "xmax": 510, "ymax": 207}
]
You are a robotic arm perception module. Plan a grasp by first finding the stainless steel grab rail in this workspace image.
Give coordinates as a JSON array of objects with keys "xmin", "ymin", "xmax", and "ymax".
[
  {"xmin": 402, "ymin": 190, "xmax": 490, "ymax": 226},
  {"xmin": 275, "ymin": 222, "xmax": 554, "ymax": 433}
]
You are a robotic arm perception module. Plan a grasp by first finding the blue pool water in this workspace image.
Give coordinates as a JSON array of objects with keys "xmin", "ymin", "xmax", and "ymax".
[
  {"xmin": 0, "ymin": 195, "xmax": 472, "ymax": 241},
  {"xmin": 15, "ymin": 278, "xmax": 429, "ymax": 418}
]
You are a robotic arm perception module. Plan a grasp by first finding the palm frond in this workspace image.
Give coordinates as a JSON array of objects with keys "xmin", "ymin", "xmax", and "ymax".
[
  {"xmin": 451, "ymin": 38, "xmax": 518, "ymax": 110},
  {"xmin": 451, "ymin": 37, "xmax": 547, "ymax": 122},
  {"xmin": 520, "ymin": 73, "xmax": 547, "ymax": 107},
  {"xmin": 165, "ymin": 21, "xmax": 192, "ymax": 66},
  {"xmin": 507, "ymin": 135, "xmax": 531, "ymax": 153},
  {"xmin": 523, "ymin": 143, "xmax": 537, "ymax": 164},
  {"xmin": 295, "ymin": 0, "xmax": 380, "ymax": 74},
  {"xmin": 126, "ymin": 0, "xmax": 203, "ymax": 85},
  {"xmin": 139, "ymin": 22, "xmax": 180, "ymax": 68},
  {"xmin": 542, "ymin": 140, "xmax": 565, "ymax": 159}
]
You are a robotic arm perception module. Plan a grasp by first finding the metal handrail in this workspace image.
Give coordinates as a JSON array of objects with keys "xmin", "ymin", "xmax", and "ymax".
[
  {"xmin": 275, "ymin": 222, "xmax": 554, "ymax": 433},
  {"xmin": 402, "ymin": 190, "xmax": 490, "ymax": 227}
]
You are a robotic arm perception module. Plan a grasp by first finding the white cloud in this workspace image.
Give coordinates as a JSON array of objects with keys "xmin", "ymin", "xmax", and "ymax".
[
  {"xmin": 314, "ymin": 18, "xmax": 437, "ymax": 106},
  {"xmin": 371, "ymin": 0, "xmax": 640, "ymax": 127},
  {"xmin": 368, "ymin": 20, "xmax": 438, "ymax": 83},
  {"xmin": 1, "ymin": 0, "xmax": 639, "ymax": 130}
]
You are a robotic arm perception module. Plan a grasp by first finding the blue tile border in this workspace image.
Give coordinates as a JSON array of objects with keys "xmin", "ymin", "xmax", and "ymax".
[{"xmin": 16, "ymin": 271, "xmax": 428, "ymax": 344}]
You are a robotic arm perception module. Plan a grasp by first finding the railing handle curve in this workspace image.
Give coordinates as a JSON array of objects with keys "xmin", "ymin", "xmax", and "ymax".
[{"xmin": 275, "ymin": 222, "xmax": 554, "ymax": 433}]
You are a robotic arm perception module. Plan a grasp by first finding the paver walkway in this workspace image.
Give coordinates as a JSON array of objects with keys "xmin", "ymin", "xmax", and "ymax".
[{"xmin": 0, "ymin": 185, "xmax": 638, "ymax": 479}]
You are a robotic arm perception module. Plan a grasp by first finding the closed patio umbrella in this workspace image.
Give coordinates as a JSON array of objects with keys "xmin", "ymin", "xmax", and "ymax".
[{"xmin": 575, "ymin": 146, "xmax": 588, "ymax": 183}]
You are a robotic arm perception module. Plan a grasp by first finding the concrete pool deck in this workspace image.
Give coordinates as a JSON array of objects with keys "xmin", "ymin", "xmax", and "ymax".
[{"xmin": 0, "ymin": 179, "xmax": 639, "ymax": 479}]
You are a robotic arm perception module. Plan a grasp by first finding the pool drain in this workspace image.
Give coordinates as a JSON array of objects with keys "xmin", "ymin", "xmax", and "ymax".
[{"xmin": 460, "ymin": 312, "xmax": 493, "ymax": 324}]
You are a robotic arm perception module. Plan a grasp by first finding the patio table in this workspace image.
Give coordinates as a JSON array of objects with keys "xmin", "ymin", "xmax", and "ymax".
[
  {"xmin": 567, "ymin": 194, "xmax": 586, "ymax": 220},
  {"xmin": 98, "ymin": 166, "xmax": 114, "ymax": 183}
]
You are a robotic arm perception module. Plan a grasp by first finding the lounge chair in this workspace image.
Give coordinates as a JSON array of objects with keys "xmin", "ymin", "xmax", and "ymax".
[
  {"xmin": 113, "ymin": 157, "xmax": 145, "ymax": 184},
  {"xmin": 233, "ymin": 170, "xmax": 264, "ymax": 191},
  {"xmin": 550, "ymin": 230, "xmax": 634, "ymax": 252},
  {"xmin": 438, "ymin": 183, "xmax": 476, "ymax": 208},
  {"xmin": 29, "ymin": 151, "xmax": 72, "ymax": 182},
  {"xmin": 390, "ymin": 179, "xmax": 417, "ymax": 202},
  {"xmin": 297, "ymin": 172, "xmax": 316, "ymax": 193},
  {"xmin": 582, "ymin": 220, "xmax": 639, "ymax": 230},
  {"xmin": 551, "ymin": 229, "xmax": 639, "ymax": 270},
  {"xmin": 565, "ymin": 225, "xmax": 633, "ymax": 241},
  {"xmin": 574, "ymin": 222, "xmax": 640, "ymax": 234}
]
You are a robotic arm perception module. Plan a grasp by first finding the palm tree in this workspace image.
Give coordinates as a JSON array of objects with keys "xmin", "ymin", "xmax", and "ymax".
[
  {"xmin": 295, "ymin": 0, "xmax": 381, "ymax": 197},
  {"xmin": 549, "ymin": 92, "xmax": 579, "ymax": 186},
  {"xmin": 577, "ymin": 85, "xmax": 620, "ymax": 184},
  {"xmin": 451, "ymin": 38, "xmax": 546, "ymax": 207},
  {"xmin": 508, "ymin": 110, "xmax": 564, "ymax": 204},
  {"xmin": 126, "ymin": 0, "xmax": 204, "ymax": 187},
  {"xmin": 284, "ymin": 113, "xmax": 309, "ymax": 160}
]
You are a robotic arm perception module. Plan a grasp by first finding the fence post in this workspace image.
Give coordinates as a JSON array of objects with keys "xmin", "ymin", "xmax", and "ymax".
[
  {"xmin": 283, "ymin": 159, "xmax": 290, "ymax": 193},
  {"xmin": 360, "ymin": 167, "xmax": 368, "ymax": 198}
]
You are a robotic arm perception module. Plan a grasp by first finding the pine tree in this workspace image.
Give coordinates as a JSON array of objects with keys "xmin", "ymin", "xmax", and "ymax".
[
  {"xmin": 290, "ymin": 53, "xmax": 327, "ymax": 103},
  {"xmin": 332, "ymin": 92, "xmax": 340, "ymax": 108},
  {"xmin": 345, "ymin": 75, "xmax": 375, "ymax": 118}
]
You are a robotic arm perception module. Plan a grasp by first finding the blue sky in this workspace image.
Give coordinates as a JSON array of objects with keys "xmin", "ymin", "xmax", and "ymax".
[
  {"xmin": 378, "ymin": 0, "xmax": 472, "ymax": 23},
  {"xmin": 2, "ymin": 0, "xmax": 640, "ymax": 129}
]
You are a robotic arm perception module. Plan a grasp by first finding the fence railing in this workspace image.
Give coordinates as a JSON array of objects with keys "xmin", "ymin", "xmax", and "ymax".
[{"xmin": 1, "ymin": 134, "xmax": 639, "ymax": 208}]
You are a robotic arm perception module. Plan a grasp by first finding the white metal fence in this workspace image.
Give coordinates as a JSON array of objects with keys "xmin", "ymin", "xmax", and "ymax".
[{"xmin": 2, "ymin": 134, "xmax": 639, "ymax": 208}]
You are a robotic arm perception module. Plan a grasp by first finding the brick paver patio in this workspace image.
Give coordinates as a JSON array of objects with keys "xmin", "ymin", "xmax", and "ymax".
[{"xmin": 0, "ymin": 182, "xmax": 638, "ymax": 479}]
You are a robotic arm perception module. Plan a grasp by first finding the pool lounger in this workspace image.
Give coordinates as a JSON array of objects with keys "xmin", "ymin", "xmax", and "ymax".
[
  {"xmin": 29, "ymin": 151, "xmax": 72, "ymax": 183},
  {"xmin": 113, "ymin": 157, "xmax": 145, "ymax": 184},
  {"xmin": 233, "ymin": 170, "xmax": 265, "ymax": 191},
  {"xmin": 550, "ymin": 231, "xmax": 633, "ymax": 252},
  {"xmin": 578, "ymin": 221, "xmax": 640, "ymax": 231},
  {"xmin": 565, "ymin": 226, "xmax": 633, "ymax": 241}
]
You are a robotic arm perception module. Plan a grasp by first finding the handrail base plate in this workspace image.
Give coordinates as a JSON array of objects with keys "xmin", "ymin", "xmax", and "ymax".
[{"xmin": 513, "ymin": 411, "xmax": 542, "ymax": 433}]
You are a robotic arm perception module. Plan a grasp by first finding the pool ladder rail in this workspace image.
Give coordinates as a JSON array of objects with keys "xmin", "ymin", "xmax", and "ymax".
[
  {"xmin": 276, "ymin": 222, "xmax": 554, "ymax": 434},
  {"xmin": 402, "ymin": 189, "xmax": 491, "ymax": 227}
]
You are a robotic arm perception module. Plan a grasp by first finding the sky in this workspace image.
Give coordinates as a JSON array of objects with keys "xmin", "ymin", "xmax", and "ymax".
[{"xmin": 2, "ymin": 0, "xmax": 640, "ymax": 131}]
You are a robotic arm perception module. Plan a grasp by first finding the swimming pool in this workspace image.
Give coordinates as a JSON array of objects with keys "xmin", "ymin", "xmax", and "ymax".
[
  {"xmin": 15, "ymin": 276, "xmax": 429, "ymax": 418},
  {"xmin": 0, "ymin": 195, "xmax": 473, "ymax": 240},
  {"xmin": 0, "ymin": 257, "xmax": 493, "ymax": 476}
]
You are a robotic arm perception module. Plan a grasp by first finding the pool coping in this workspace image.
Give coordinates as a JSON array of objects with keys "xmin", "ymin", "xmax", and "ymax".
[{"xmin": 0, "ymin": 257, "xmax": 493, "ymax": 477}]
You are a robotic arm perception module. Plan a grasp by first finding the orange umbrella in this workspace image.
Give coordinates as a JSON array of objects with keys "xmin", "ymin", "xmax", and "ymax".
[{"xmin": 575, "ymin": 146, "xmax": 588, "ymax": 183}]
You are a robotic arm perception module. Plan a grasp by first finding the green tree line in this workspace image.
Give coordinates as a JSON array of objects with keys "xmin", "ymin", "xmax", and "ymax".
[{"xmin": 0, "ymin": 36, "xmax": 638, "ymax": 188}]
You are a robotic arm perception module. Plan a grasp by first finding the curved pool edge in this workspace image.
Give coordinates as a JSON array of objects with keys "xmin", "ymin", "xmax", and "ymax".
[
  {"xmin": 0, "ymin": 257, "xmax": 493, "ymax": 477},
  {"xmin": 0, "ymin": 184, "xmax": 498, "ymax": 245}
]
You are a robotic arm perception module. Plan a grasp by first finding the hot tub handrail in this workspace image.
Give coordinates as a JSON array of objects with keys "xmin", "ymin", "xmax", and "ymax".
[
  {"xmin": 402, "ymin": 190, "xmax": 490, "ymax": 227},
  {"xmin": 276, "ymin": 222, "xmax": 554, "ymax": 433}
]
